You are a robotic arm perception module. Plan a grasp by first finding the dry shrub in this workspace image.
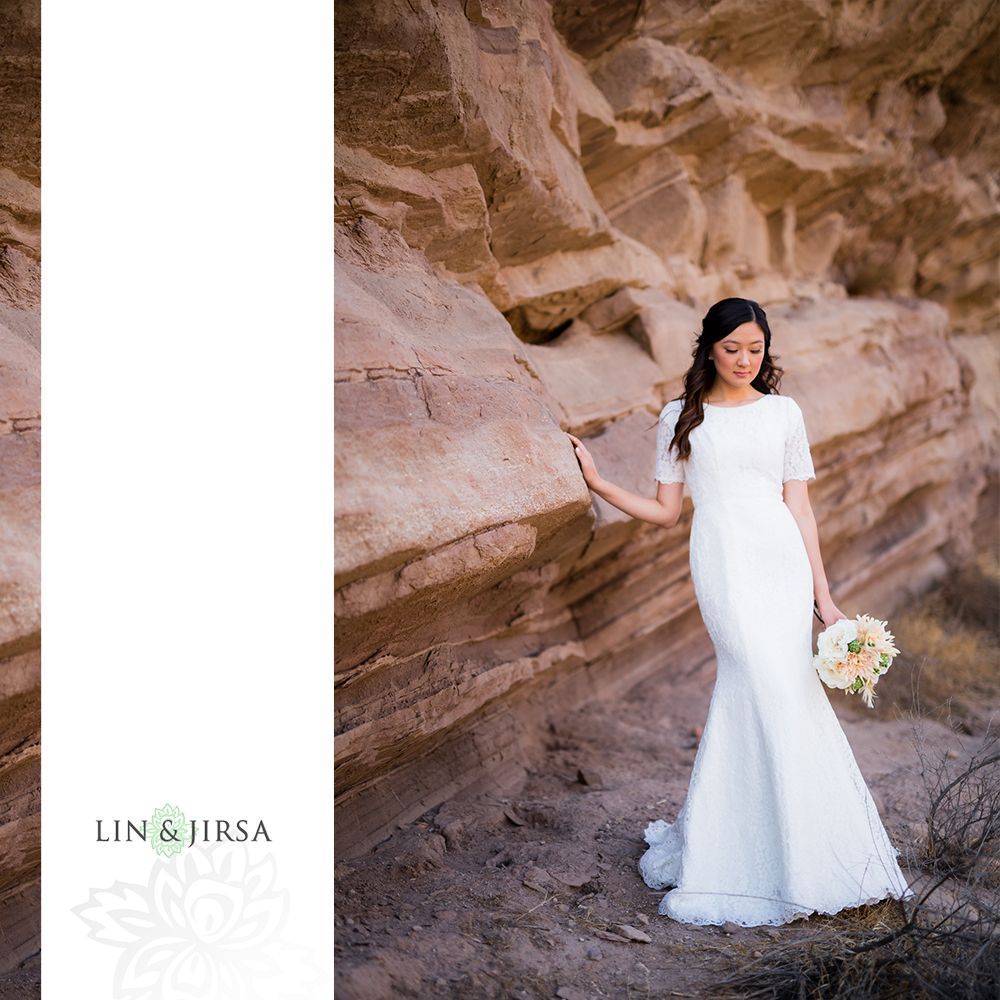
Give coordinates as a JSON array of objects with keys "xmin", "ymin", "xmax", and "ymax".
[
  {"xmin": 714, "ymin": 900, "xmax": 999, "ymax": 1000},
  {"xmin": 917, "ymin": 730, "xmax": 1000, "ymax": 879}
]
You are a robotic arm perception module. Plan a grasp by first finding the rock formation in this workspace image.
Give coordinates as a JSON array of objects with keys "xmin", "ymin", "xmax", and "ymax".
[
  {"xmin": 0, "ymin": 0, "xmax": 38, "ymax": 970},
  {"xmin": 335, "ymin": 0, "xmax": 999, "ymax": 858}
]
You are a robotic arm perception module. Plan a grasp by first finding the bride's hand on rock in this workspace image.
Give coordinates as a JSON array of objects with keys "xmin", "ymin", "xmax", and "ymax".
[
  {"xmin": 566, "ymin": 433, "xmax": 600, "ymax": 488},
  {"xmin": 816, "ymin": 598, "xmax": 847, "ymax": 627}
]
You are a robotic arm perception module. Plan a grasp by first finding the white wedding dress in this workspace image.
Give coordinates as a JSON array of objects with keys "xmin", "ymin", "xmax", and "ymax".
[{"xmin": 638, "ymin": 395, "xmax": 910, "ymax": 926}]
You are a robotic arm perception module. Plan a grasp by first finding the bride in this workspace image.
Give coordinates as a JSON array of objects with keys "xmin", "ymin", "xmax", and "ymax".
[{"xmin": 567, "ymin": 297, "xmax": 910, "ymax": 927}]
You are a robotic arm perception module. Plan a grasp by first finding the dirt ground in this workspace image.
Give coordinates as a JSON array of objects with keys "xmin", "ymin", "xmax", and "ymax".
[{"xmin": 334, "ymin": 641, "xmax": 999, "ymax": 1000}]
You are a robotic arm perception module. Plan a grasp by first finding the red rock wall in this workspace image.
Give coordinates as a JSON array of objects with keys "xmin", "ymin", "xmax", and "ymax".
[
  {"xmin": 0, "ymin": 0, "xmax": 39, "ymax": 969},
  {"xmin": 335, "ymin": 0, "xmax": 999, "ymax": 858}
]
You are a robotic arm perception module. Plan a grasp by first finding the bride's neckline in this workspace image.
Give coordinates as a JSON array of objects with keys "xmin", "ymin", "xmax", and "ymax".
[{"xmin": 704, "ymin": 394, "xmax": 769, "ymax": 409}]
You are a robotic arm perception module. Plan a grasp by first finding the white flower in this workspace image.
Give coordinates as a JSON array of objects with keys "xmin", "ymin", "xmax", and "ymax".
[
  {"xmin": 814, "ymin": 654, "xmax": 852, "ymax": 690},
  {"xmin": 816, "ymin": 618, "xmax": 859, "ymax": 661}
]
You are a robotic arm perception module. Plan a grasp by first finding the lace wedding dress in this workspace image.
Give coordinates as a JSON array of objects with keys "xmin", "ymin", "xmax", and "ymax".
[{"xmin": 638, "ymin": 395, "xmax": 910, "ymax": 927}]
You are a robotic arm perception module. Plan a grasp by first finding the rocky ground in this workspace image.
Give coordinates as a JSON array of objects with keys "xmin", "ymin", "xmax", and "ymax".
[
  {"xmin": 0, "ymin": 951, "xmax": 39, "ymax": 999},
  {"xmin": 334, "ymin": 625, "xmax": 999, "ymax": 1000}
]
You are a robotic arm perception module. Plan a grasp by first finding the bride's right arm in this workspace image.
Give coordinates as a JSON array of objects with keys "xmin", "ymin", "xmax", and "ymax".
[{"xmin": 566, "ymin": 433, "xmax": 684, "ymax": 528}]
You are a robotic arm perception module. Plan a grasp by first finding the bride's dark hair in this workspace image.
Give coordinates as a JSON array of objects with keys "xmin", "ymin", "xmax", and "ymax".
[{"xmin": 670, "ymin": 298, "xmax": 783, "ymax": 461}]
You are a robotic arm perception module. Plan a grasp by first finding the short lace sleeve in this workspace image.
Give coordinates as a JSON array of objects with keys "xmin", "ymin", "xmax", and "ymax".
[
  {"xmin": 782, "ymin": 398, "xmax": 815, "ymax": 482},
  {"xmin": 655, "ymin": 400, "xmax": 685, "ymax": 484}
]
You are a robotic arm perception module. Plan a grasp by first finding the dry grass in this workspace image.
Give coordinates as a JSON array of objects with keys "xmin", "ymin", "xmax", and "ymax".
[{"xmin": 867, "ymin": 552, "xmax": 1000, "ymax": 723}]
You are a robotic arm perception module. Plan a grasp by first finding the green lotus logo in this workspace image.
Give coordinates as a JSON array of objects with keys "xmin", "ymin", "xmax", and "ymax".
[{"xmin": 149, "ymin": 803, "xmax": 186, "ymax": 858}]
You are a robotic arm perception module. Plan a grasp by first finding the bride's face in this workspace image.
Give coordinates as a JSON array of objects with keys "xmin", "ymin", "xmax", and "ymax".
[{"xmin": 710, "ymin": 321, "xmax": 765, "ymax": 389}]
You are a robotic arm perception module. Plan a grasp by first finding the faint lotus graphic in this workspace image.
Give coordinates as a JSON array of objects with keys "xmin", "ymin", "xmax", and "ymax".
[{"xmin": 73, "ymin": 843, "xmax": 326, "ymax": 999}]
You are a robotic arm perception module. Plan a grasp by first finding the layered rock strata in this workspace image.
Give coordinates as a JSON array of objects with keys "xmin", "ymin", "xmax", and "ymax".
[
  {"xmin": 335, "ymin": 0, "xmax": 999, "ymax": 858},
  {"xmin": 0, "ymin": 0, "xmax": 38, "ymax": 969}
]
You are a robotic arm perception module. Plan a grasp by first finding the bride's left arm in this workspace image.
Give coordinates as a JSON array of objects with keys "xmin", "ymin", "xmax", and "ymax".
[{"xmin": 782, "ymin": 479, "xmax": 847, "ymax": 627}]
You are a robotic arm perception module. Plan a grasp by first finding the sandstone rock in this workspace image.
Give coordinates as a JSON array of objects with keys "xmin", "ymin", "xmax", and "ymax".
[
  {"xmin": 500, "ymin": 233, "xmax": 675, "ymax": 337},
  {"xmin": 0, "ymin": 169, "xmax": 38, "ymax": 260},
  {"xmin": 626, "ymin": 294, "xmax": 702, "ymax": 384},
  {"xmin": 569, "ymin": 409, "xmax": 663, "ymax": 558},
  {"xmin": 336, "ymin": 640, "xmax": 586, "ymax": 785},
  {"xmin": 614, "ymin": 923, "xmax": 652, "ymax": 942},
  {"xmin": 701, "ymin": 174, "xmax": 771, "ymax": 275},
  {"xmin": 0, "ymin": 1, "xmax": 38, "ymax": 974},
  {"xmin": 523, "ymin": 867, "xmax": 555, "ymax": 891},
  {"xmin": 334, "ymin": 142, "xmax": 502, "ymax": 296},
  {"xmin": 334, "ymin": 0, "xmax": 615, "ymax": 275},
  {"xmin": 520, "ymin": 321, "xmax": 665, "ymax": 435},
  {"xmin": 591, "ymin": 145, "xmax": 707, "ymax": 263},
  {"xmin": 441, "ymin": 819, "xmax": 464, "ymax": 850},
  {"xmin": 0, "ymin": 3, "xmax": 40, "ymax": 188},
  {"xmin": 579, "ymin": 286, "xmax": 647, "ymax": 335},
  {"xmin": 335, "ymin": 220, "xmax": 590, "ymax": 592},
  {"xmin": 770, "ymin": 297, "xmax": 963, "ymax": 443},
  {"xmin": 0, "ymin": 683, "xmax": 37, "ymax": 968},
  {"xmin": 550, "ymin": 0, "xmax": 642, "ymax": 60},
  {"xmin": 593, "ymin": 929, "xmax": 630, "ymax": 944},
  {"xmin": 549, "ymin": 869, "xmax": 594, "ymax": 888},
  {"xmin": 0, "ymin": 318, "xmax": 38, "ymax": 656},
  {"xmin": 336, "ymin": 703, "xmax": 530, "ymax": 859}
]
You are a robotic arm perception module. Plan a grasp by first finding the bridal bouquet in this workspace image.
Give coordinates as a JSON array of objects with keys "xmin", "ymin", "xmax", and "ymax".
[{"xmin": 814, "ymin": 615, "xmax": 899, "ymax": 708}]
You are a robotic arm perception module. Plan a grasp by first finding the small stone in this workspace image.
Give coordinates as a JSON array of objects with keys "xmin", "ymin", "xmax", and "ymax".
[
  {"xmin": 587, "ymin": 947, "xmax": 603, "ymax": 960},
  {"xmin": 577, "ymin": 768, "xmax": 605, "ymax": 788},
  {"xmin": 593, "ymin": 929, "xmax": 630, "ymax": 943},
  {"xmin": 635, "ymin": 913, "xmax": 650, "ymax": 925},
  {"xmin": 634, "ymin": 961, "xmax": 650, "ymax": 975},
  {"xmin": 442, "ymin": 820, "xmax": 464, "ymax": 850},
  {"xmin": 504, "ymin": 807, "xmax": 527, "ymax": 826},
  {"xmin": 753, "ymin": 950, "xmax": 764, "ymax": 958},
  {"xmin": 435, "ymin": 978, "xmax": 447, "ymax": 988},
  {"xmin": 551, "ymin": 871, "xmax": 593, "ymax": 888},
  {"xmin": 555, "ymin": 987, "xmax": 588, "ymax": 1000},
  {"xmin": 510, "ymin": 992, "xmax": 533, "ymax": 1000},
  {"xmin": 615, "ymin": 924, "xmax": 652, "ymax": 943},
  {"xmin": 765, "ymin": 928, "xmax": 781, "ymax": 940},
  {"xmin": 720, "ymin": 921, "xmax": 740, "ymax": 935},
  {"xmin": 433, "ymin": 909, "xmax": 457, "ymax": 921},
  {"xmin": 523, "ymin": 866, "xmax": 553, "ymax": 887}
]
